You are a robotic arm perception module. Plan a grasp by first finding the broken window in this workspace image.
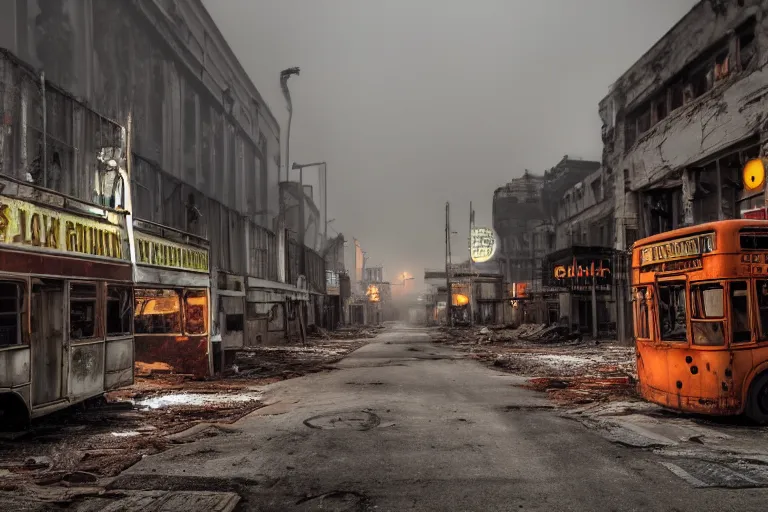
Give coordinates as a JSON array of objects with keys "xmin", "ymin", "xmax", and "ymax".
[
  {"xmin": 740, "ymin": 30, "xmax": 756, "ymax": 70},
  {"xmin": 653, "ymin": 95, "xmax": 668, "ymax": 124},
  {"xmin": 691, "ymin": 283, "xmax": 725, "ymax": 346},
  {"xmin": 636, "ymin": 108, "xmax": 651, "ymax": 135},
  {"xmin": 0, "ymin": 281, "xmax": 25, "ymax": 347},
  {"xmin": 70, "ymin": 283, "xmax": 98, "ymax": 340},
  {"xmin": 658, "ymin": 281, "xmax": 687, "ymax": 342},
  {"xmin": 731, "ymin": 281, "xmax": 751, "ymax": 344},
  {"xmin": 634, "ymin": 287, "xmax": 650, "ymax": 339},
  {"xmin": 106, "ymin": 286, "xmax": 132, "ymax": 337},
  {"xmin": 715, "ymin": 51, "xmax": 730, "ymax": 82},
  {"xmin": 670, "ymin": 83, "xmax": 684, "ymax": 111},
  {"xmin": 184, "ymin": 289, "xmax": 208, "ymax": 335},
  {"xmin": 134, "ymin": 288, "xmax": 181, "ymax": 335}
]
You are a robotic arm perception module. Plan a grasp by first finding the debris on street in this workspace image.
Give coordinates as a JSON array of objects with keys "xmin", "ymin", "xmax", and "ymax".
[
  {"xmin": 0, "ymin": 335, "xmax": 373, "ymax": 497},
  {"xmin": 433, "ymin": 324, "xmax": 637, "ymax": 407}
]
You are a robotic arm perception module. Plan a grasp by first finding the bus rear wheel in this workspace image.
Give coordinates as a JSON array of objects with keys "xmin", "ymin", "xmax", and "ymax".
[{"xmin": 746, "ymin": 373, "xmax": 768, "ymax": 424}]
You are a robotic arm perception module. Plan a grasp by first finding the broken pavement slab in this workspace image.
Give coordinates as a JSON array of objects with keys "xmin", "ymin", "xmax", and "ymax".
[{"xmin": 70, "ymin": 490, "xmax": 240, "ymax": 512}]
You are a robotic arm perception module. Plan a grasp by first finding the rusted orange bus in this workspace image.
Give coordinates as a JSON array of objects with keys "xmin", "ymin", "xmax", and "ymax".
[{"xmin": 631, "ymin": 219, "xmax": 768, "ymax": 422}]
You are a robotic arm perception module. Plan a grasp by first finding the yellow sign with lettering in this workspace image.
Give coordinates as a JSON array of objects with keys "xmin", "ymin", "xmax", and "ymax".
[
  {"xmin": 0, "ymin": 196, "xmax": 125, "ymax": 260},
  {"xmin": 135, "ymin": 233, "xmax": 209, "ymax": 273},
  {"xmin": 639, "ymin": 233, "xmax": 715, "ymax": 266}
]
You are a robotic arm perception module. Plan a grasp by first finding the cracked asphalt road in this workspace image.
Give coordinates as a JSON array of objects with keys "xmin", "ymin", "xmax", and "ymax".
[{"xmin": 107, "ymin": 325, "xmax": 768, "ymax": 511}]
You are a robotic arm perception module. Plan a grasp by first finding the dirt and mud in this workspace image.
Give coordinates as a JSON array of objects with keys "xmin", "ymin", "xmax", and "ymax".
[
  {"xmin": 0, "ymin": 331, "xmax": 375, "ymax": 502},
  {"xmin": 432, "ymin": 325, "xmax": 638, "ymax": 407}
]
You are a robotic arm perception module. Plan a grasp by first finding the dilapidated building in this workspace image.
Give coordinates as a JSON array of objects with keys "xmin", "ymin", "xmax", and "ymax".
[
  {"xmin": 493, "ymin": 157, "xmax": 599, "ymax": 322},
  {"xmin": 600, "ymin": 0, "xmax": 768, "ymax": 342},
  {"xmin": 0, "ymin": 0, "xmax": 325, "ymax": 370}
]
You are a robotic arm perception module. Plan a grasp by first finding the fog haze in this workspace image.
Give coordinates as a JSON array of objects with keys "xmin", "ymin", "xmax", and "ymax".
[{"xmin": 203, "ymin": 0, "xmax": 697, "ymax": 287}]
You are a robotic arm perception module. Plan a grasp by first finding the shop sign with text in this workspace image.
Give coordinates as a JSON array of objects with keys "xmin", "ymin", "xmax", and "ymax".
[
  {"xmin": 135, "ymin": 233, "xmax": 209, "ymax": 273},
  {"xmin": 470, "ymin": 227, "xmax": 497, "ymax": 263},
  {"xmin": 0, "ymin": 196, "xmax": 126, "ymax": 260},
  {"xmin": 639, "ymin": 233, "xmax": 715, "ymax": 267},
  {"xmin": 548, "ymin": 258, "xmax": 612, "ymax": 293}
]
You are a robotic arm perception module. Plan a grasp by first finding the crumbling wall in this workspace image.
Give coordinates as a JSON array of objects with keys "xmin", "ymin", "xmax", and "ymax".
[{"xmin": 600, "ymin": 0, "xmax": 768, "ymax": 249}]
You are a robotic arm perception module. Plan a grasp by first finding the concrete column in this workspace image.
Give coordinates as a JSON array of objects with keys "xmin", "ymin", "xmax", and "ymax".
[{"xmin": 681, "ymin": 168, "xmax": 695, "ymax": 226}]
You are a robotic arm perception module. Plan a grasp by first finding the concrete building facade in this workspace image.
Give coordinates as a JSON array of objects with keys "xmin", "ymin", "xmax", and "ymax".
[
  {"xmin": 600, "ymin": 0, "xmax": 768, "ymax": 342},
  {"xmin": 0, "ymin": 0, "xmax": 325, "ymax": 362}
]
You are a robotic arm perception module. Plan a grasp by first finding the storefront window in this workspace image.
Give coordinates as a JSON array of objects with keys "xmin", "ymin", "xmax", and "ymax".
[
  {"xmin": 106, "ymin": 286, "xmax": 133, "ymax": 336},
  {"xmin": 134, "ymin": 288, "xmax": 181, "ymax": 335},
  {"xmin": 70, "ymin": 283, "xmax": 98, "ymax": 340},
  {"xmin": 184, "ymin": 290, "xmax": 208, "ymax": 335},
  {"xmin": 0, "ymin": 281, "xmax": 25, "ymax": 347}
]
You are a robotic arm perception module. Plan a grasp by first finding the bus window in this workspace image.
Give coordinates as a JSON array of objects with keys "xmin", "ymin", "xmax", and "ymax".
[
  {"xmin": 634, "ymin": 287, "xmax": 650, "ymax": 339},
  {"xmin": 183, "ymin": 290, "xmax": 207, "ymax": 335},
  {"xmin": 134, "ymin": 289, "xmax": 181, "ymax": 335},
  {"xmin": 758, "ymin": 280, "xmax": 768, "ymax": 341},
  {"xmin": 731, "ymin": 281, "xmax": 751, "ymax": 344},
  {"xmin": 690, "ymin": 283, "xmax": 725, "ymax": 346},
  {"xmin": 658, "ymin": 281, "xmax": 687, "ymax": 342}
]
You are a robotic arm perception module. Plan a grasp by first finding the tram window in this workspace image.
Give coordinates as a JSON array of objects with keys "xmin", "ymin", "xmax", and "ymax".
[
  {"xmin": 106, "ymin": 286, "xmax": 132, "ymax": 336},
  {"xmin": 634, "ymin": 287, "xmax": 650, "ymax": 339},
  {"xmin": 731, "ymin": 281, "xmax": 751, "ymax": 343},
  {"xmin": 70, "ymin": 283, "xmax": 98, "ymax": 340},
  {"xmin": 658, "ymin": 281, "xmax": 687, "ymax": 342},
  {"xmin": 134, "ymin": 288, "xmax": 181, "ymax": 335},
  {"xmin": 0, "ymin": 282, "xmax": 25, "ymax": 347},
  {"xmin": 183, "ymin": 290, "xmax": 207, "ymax": 335}
]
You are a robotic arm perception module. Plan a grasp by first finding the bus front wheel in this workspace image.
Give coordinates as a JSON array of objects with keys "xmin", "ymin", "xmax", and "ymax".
[{"xmin": 746, "ymin": 373, "xmax": 768, "ymax": 424}]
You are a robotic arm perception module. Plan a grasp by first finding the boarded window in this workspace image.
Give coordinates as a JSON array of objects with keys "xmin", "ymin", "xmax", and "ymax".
[{"xmin": 134, "ymin": 288, "xmax": 181, "ymax": 335}]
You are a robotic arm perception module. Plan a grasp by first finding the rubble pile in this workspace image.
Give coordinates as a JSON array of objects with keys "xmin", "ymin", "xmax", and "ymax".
[
  {"xmin": 308, "ymin": 325, "xmax": 385, "ymax": 341},
  {"xmin": 432, "ymin": 325, "xmax": 638, "ymax": 407},
  {"xmin": 230, "ymin": 337, "xmax": 371, "ymax": 380},
  {"xmin": 0, "ymin": 381, "xmax": 265, "ymax": 488},
  {"xmin": 0, "ymin": 335, "xmax": 373, "ymax": 491}
]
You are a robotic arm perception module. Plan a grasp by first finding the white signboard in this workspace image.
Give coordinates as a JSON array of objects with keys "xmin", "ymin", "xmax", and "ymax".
[{"xmin": 470, "ymin": 227, "xmax": 497, "ymax": 263}]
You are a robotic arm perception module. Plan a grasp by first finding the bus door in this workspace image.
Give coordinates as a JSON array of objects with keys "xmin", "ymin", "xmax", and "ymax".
[
  {"xmin": 635, "ymin": 284, "xmax": 668, "ymax": 395},
  {"xmin": 30, "ymin": 279, "xmax": 65, "ymax": 407},
  {"xmin": 656, "ymin": 278, "xmax": 691, "ymax": 404}
]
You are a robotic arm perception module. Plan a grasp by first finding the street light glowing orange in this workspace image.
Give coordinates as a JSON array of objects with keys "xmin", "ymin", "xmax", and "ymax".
[{"xmin": 743, "ymin": 158, "xmax": 766, "ymax": 192}]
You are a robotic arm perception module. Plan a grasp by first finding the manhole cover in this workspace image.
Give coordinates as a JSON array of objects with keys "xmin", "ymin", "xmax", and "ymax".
[{"xmin": 303, "ymin": 411, "xmax": 381, "ymax": 430}]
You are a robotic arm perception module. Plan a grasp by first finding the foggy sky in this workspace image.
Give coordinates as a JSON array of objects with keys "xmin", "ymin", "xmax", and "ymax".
[{"xmin": 203, "ymin": 0, "xmax": 697, "ymax": 289}]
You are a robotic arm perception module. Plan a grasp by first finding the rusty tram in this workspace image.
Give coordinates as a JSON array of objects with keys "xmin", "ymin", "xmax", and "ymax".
[{"xmin": 0, "ymin": 177, "xmax": 135, "ymax": 429}]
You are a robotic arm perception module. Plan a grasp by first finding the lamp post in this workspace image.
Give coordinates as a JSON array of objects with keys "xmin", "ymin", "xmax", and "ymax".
[{"xmin": 280, "ymin": 67, "xmax": 300, "ymax": 280}]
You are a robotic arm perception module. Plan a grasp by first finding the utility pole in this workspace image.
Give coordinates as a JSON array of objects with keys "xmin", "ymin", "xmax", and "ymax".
[
  {"xmin": 591, "ymin": 266, "xmax": 598, "ymax": 340},
  {"xmin": 468, "ymin": 202, "xmax": 475, "ymax": 326},
  {"xmin": 445, "ymin": 202, "xmax": 453, "ymax": 327}
]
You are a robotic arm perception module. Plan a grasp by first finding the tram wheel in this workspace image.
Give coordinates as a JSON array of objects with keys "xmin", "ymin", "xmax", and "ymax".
[{"xmin": 746, "ymin": 373, "xmax": 768, "ymax": 424}]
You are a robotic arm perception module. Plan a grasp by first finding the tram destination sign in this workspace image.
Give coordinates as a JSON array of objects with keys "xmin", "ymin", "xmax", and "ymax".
[
  {"xmin": 639, "ymin": 233, "xmax": 715, "ymax": 266},
  {"xmin": 135, "ymin": 232, "xmax": 209, "ymax": 273},
  {"xmin": 0, "ymin": 196, "xmax": 126, "ymax": 260}
]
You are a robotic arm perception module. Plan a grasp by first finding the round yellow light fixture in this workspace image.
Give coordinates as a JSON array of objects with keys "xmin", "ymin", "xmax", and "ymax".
[{"xmin": 743, "ymin": 158, "xmax": 766, "ymax": 192}]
